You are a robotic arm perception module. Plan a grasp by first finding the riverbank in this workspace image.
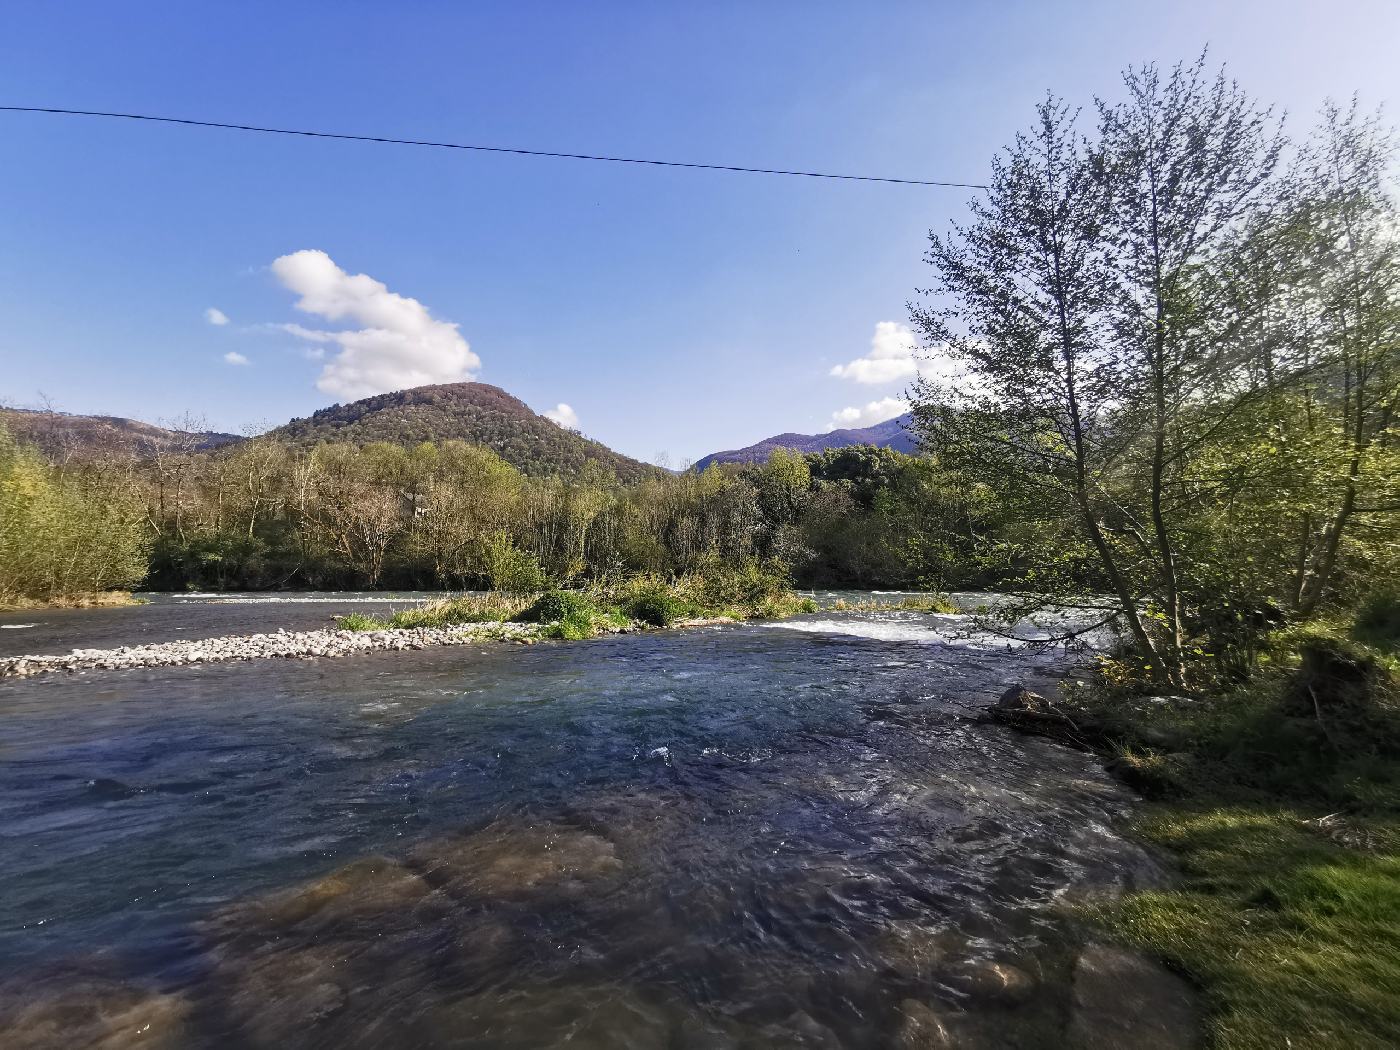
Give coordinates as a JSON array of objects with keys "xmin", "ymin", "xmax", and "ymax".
[
  {"xmin": 0, "ymin": 589, "xmax": 141, "ymax": 611},
  {"xmin": 993, "ymin": 631, "xmax": 1400, "ymax": 1049}
]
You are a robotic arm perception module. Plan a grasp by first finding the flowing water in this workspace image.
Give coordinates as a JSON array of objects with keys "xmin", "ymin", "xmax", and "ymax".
[{"xmin": 0, "ymin": 597, "xmax": 1166, "ymax": 1048}]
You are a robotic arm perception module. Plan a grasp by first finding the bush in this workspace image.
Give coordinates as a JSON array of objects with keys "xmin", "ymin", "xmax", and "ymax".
[
  {"xmin": 539, "ymin": 609, "xmax": 598, "ymax": 640},
  {"xmin": 1354, "ymin": 587, "xmax": 1400, "ymax": 652},
  {"xmin": 624, "ymin": 586, "xmax": 687, "ymax": 627},
  {"xmin": 516, "ymin": 589, "xmax": 594, "ymax": 624}
]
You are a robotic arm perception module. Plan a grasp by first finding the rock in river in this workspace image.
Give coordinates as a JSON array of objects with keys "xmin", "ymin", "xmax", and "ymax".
[
  {"xmin": 412, "ymin": 821, "xmax": 623, "ymax": 900},
  {"xmin": 0, "ymin": 977, "xmax": 189, "ymax": 1049},
  {"xmin": 1068, "ymin": 944, "xmax": 1200, "ymax": 1049}
]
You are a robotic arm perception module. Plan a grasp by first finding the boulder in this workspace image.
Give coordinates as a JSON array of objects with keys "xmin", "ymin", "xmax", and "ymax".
[
  {"xmin": 1068, "ymin": 945, "xmax": 1199, "ymax": 1049},
  {"xmin": 996, "ymin": 685, "xmax": 1045, "ymax": 710}
]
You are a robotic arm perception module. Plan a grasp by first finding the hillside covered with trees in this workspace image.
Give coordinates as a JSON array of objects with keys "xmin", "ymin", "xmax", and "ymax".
[{"xmin": 268, "ymin": 382, "xmax": 658, "ymax": 482}]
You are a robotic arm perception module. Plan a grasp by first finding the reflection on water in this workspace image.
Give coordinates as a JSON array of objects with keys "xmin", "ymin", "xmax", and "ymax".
[{"xmin": 0, "ymin": 609, "xmax": 1162, "ymax": 1048}]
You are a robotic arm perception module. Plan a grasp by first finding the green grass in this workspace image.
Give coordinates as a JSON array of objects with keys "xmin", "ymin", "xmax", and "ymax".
[
  {"xmin": 334, "ymin": 569, "xmax": 818, "ymax": 638},
  {"xmin": 1095, "ymin": 805, "xmax": 1400, "ymax": 1049},
  {"xmin": 1068, "ymin": 630, "xmax": 1400, "ymax": 1048},
  {"xmin": 336, "ymin": 593, "xmax": 531, "ymax": 632}
]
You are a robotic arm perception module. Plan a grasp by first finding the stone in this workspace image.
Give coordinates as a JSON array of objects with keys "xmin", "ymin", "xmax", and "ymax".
[
  {"xmin": 944, "ymin": 960, "xmax": 1036, "ymax": 1005},
  {"xmin": 0, "ymin": 977, "xmax": 189, "ymax": 1050},
  {"xmin": 893, "ymin": 999, "xmax": 955, "ymax": 1050},
  {"xmin": 996, "ymin": 685, "xmax": 1045, "ymax": 710},
  {"xmin": 1068, "ymin": 945, "xmax": 1199, "ymax": 1050}
]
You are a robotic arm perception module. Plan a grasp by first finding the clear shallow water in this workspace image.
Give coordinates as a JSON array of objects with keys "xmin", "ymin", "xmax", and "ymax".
[{"xmin": 0, "ymin": 607, "xmax": 1159, "ymax": 1048}]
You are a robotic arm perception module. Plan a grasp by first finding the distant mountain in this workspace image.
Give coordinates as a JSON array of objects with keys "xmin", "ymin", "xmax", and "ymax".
[
  {"xmin": 0, "ymin": 407, "xmax": 243, "ymax": 460},
  {"xmin": 694, "ymin": 413, "xmax": 918, "ymax": 470},
  {"xmin": 268, "ymin": 382, "xmax": 658, "ymax": 481}
]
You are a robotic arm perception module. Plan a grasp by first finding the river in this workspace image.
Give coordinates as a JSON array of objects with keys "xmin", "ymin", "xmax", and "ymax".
[{"xmin": 0, "ymin": 594, "xmax": 1169, "ymax": 1048}]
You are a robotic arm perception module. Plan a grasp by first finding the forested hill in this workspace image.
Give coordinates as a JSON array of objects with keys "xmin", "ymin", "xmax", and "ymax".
[
  {"xmin": 0, "ymin": 407, "xmax": 242, "ymax": 460},
  {"xmin": 267, "ymin": 382, "xmax": 659, "ymax": 482},
  {"xmin": 694, "ymin": 413, "xmax": 917, "ymax": 470}
]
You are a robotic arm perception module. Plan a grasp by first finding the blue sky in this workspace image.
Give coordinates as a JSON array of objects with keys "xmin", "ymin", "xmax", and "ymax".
[{"xmin": 2, "ymin": 1, "xmax": 1396, "ymax": 463}]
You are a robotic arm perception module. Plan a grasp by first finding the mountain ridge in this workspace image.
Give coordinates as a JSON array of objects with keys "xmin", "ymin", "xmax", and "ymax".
[{"xmin": 693, "ymin": 413, "xmax": 917, "ymax": 470}]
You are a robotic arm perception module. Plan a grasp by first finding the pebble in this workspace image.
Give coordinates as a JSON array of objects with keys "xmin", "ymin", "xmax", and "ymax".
[{"xmin": 0, "ymin": 623, "xmax": 541, "ymax": 678}]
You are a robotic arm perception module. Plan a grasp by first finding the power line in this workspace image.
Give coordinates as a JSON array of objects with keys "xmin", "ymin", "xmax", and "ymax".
[{"xmin": 0, "ymin": 105, "xmax": 987, "ymax": 189}]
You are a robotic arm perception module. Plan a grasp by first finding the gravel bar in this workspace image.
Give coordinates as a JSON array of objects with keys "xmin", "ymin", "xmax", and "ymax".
[{"xmin": 0, "ymin": 622, "xmax": 545, "ymax": 678}]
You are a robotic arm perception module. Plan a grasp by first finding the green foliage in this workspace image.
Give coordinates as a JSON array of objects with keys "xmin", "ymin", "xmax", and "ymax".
[
  {"xmin": 1354, "ymin": 588, "xmax": 1400, "ymax": 652},
  {"xmin": 1070, "ymin": 615, "xmax": 1400, "ymax": 1048},
  {"xmin": 335, "ymin": 593, "xmax": 531, "ymax": 631},
  {"xmin": 620, "ymin": 581, "xmax": 688, "ymax": 627},
  {"xmin": 516, "ymin": 589, "xmax": 595, "ymax": 624},
  {"xmin": 480, "ymin": 530, "xmax": 547, "ymax": 593},
  {"xmin": 337, "ymin": 613, "xmax": 380, "ymax": 632},
  {"xmin": 271, "ymin": 382, "xmax": 658, "ymax": 482},
  {"xmin": 538, "ymin": 609, "xmax": 599, "ymax": 640},
  {"xmin": 0, "ymin": 423, "xmax": 150, "ymax": 604}
]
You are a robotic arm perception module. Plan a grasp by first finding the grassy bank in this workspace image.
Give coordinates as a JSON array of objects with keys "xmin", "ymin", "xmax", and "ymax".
[
  {"xmin": 335, "ymin": 568, "xmax": 820, "ymax": 640},
  {"xmin": 1025, "ymin": 620, "xmax": 1400, "ymax": 1048},
  {"xmin": 0, "ymin": 590, "xmax": 143, "ymax": 611}
]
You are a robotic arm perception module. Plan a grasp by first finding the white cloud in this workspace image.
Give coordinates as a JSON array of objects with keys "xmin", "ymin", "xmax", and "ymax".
[
  {"xmin": 829, "ymin": 321, "xmax": 920, "ymax": 384},
  {"xmin": 543, "ymin": 403, "xmax": 579, "ymax": 429},
  {"xmin": 828, "ymin": 396, "xmax": 909, "ymax": 431},
  {"xmin": 205, "ymin": 307, "xmax": 230, "ymax": 326},
  {"xmin": 223, "ymin": 351, "xmax": 250, "ymax": 366},
  {"xmin": 270, "ymin": 249, "xmax": 480, "ymax": 399}
]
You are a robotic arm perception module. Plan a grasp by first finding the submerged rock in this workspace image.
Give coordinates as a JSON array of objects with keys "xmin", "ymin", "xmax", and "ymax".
[
  {"xmin": 943, "ymin": 959, "xmax": 1037, "ymax": 1005},
  {"xmin": 893, "ymin": 999, "xmax": 955, "ymax": 1050},
  {"xmin": 876, "ymin": 924, "xmax": 969, "ymax": 982},
  {"xmin": 209, "ymin": 855, "xmax": 441, "ymax": 937},
  {"xmin": 412, "ymin": 822, "xmax": 622, "ymax": 899},
  {"xmin": 0, "ymin": 977, "xmax": 189, "ymax": 1049},
  {"xmin": 421, "ymin": 985, "xmax": 682, "ymax": 1049},
  {"xmin": 1068, "ymin": 945, "xmax": 1199, "ymax": 1049},
  {"xmin": 222, "ymin": 944, "xmax": 353, "ymax": 1047}
]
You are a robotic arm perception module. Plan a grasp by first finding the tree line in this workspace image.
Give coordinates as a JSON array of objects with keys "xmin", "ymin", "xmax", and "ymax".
[{"xmin": 0, "ymin": 423, "xmax": 1003, "ymax": 604}]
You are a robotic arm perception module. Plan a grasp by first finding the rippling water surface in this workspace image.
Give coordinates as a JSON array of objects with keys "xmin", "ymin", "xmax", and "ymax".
[{"xmin": 0, "ymin": 598, "xmax": 1162, "ymax": 1048}]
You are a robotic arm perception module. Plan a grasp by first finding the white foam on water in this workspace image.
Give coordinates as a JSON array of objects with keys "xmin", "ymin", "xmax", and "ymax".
[
  {"xmin": 0, "ymin": 624, "xmax": 37, "ymax": 629},
  {"xmin": 770, "ymin": 616, "xmax": 1007, "ymax": 648}
]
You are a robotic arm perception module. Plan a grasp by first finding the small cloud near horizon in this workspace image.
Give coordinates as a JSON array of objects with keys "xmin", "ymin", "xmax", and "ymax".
[
  {"xmin": 269, "ymin": 249, "xmax": 480, "ymax": 399},
  {"xmin": 828, "ymin": 396, "xmax": 908, "ymax": 431},
  {"xmin": 829, "ymin": 321, "xmax": 919, "ymax": 384},
  {"xmin": 223, "ymin": 351, "xmax": 250, "ymax": 366},
  {"xmin": 205, "ymin": 307, "xmax": 230, "ymax": 326},
  {"xmin": 544, "ymin": 403, "xmax": 579, "ymax": 429}
]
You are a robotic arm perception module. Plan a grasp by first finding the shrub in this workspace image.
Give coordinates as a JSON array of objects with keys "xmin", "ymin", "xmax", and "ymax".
[
  {"xmin": 517, "ymin": 589, "xmax": 594, "ymax": 624},
  {"xmin": 1354, "ymin": 587, "xmax": 1400, "ymax": 652},
  {"xmin": 625, "ymin": 586, "xmax": 687, "ymax": 627},
  {"xmin": 540, "ymin": 609, "xmax": 598, "ymax": 640}
]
